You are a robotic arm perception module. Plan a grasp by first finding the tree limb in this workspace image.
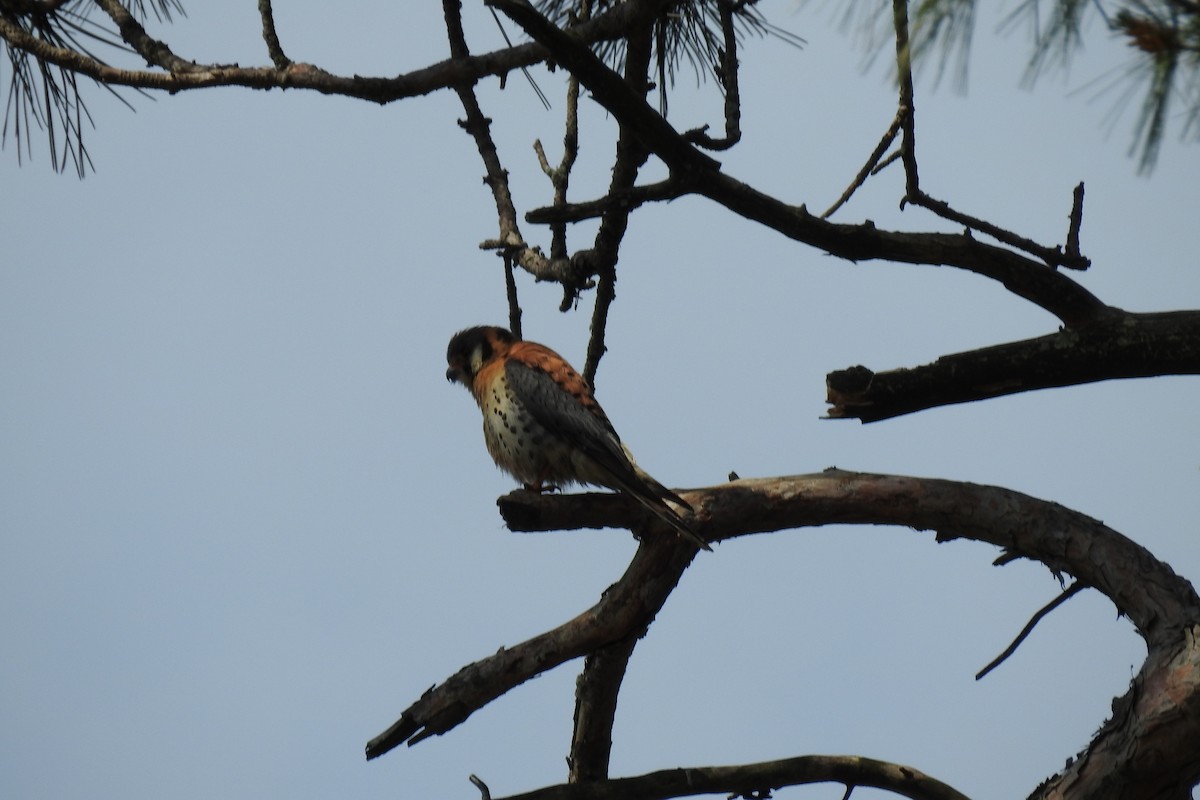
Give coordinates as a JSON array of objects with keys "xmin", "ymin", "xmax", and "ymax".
[
  {"xmin": 0, "ymin": 0, "xmax": 662, "ymax": 101},
  {"xmin": 495, "ymin": 754, "xmax": 973, "ymax": 800},
  {"xmin": 825, "ymin": 310, "xmax": 1200, "ymax": 422},
  {"xmin": 364, "ymin": 530, "xmax": 696, "ymax": 760},
  {"xmin": 489, "ymin": 0, "xmax": 1110, "ymax": 327},
  {"xmin": 568, "ymin": 633, "xmax": 639, "ymax": 783},
  {"xmin": 373, "ymin": 471, "xmax": 1200, "ymax": 797}
]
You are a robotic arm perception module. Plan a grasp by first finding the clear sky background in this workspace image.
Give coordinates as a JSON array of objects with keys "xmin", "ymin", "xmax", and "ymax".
[{"xmin": 2, "ymin": 2, "xmax": 1198, "ymax": 799}]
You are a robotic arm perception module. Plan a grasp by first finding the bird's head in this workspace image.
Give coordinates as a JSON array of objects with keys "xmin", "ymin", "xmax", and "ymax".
[{"xmin": 445, "ymin": 325, "xmax": 514, "ymax": 387}]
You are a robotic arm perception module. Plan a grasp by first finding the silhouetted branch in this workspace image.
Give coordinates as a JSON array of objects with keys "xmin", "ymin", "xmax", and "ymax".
[
  {"xmin": 976, "ymin": 582, "xmax": 1088, "ymax": 680},
  {"xmin": 446, "ymin": 0, "xmax": 524, "ymax": 254},
  {"xmin": 825, "ymin": 310, "xmax": 1200, "ymax": 422},
  {"xmin": 491, "ymin": 0, "xmax": 1109, "ymax": 327},
  {"xmin": 581, "ymin": 4, "xmax": 657, "ymax": 386},
  {"xmin": 890, "ymin": 0, "xmax": 1090, "ymax": 270},
  {"xmin": 495, "ymin": 754, "xmax": 972, "ymax": 800},
  {"xmin": 681, "ymin": 0, "xmax": 742, "ymax": 151},
  {"xmin": 1065, "ymin": 181, "xmax": 1085, "ymax": 264},
  {"xmin": 822, "ymin": 112, "xmax": 903, "ymax": 219},
  {"xmin": 526, "ymin": 179, "xmax": 691, "ymax": 224},
  {"xmin": 0, "ymin": 0, "xmax": 667, "ymax": 102}
]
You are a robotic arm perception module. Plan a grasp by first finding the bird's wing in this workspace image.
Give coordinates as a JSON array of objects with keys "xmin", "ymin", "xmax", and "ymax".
[
  {"xmin": 505, "ymin": 359, "xmax": 710, "ymax": 551},
  {"xmin": 504, "ymin": 358, "xmax": 635, "ymax": 483}
]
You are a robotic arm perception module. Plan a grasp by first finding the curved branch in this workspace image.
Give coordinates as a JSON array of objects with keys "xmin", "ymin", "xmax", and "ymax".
[
  {"xmin": 826, "ymin": 310, "xmax": 1200, "ymax": 422},
  {"xmin": 499, "ymin": 471, "xmax": 1200, "ymax": 798},
  {"xmin": 371, "ymin": 471, "xmax": 1200, "ymax": 793},
  {"xmin": 503, "ymin": 472, "xmax": 1198, "ymax": 642},
  {"xmin": 496, "ymin": 754, "xmax": 972, "ymax": 800}
]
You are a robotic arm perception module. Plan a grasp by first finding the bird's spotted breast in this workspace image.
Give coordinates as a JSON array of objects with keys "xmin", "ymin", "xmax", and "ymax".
[{"xmin": 479, "ymin": 371, "xmax": 574, "ymax": 488}]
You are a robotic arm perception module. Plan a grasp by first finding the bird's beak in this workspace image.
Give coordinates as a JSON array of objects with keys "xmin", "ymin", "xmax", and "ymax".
[{"xmin": 446, "ymin": 366, "xmax": 460, "ymax": 384}]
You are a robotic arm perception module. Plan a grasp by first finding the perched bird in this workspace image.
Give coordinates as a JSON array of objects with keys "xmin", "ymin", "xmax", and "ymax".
[{"xmin": 446, "ymin": 325, "xmax": 710, "ymax": 551}]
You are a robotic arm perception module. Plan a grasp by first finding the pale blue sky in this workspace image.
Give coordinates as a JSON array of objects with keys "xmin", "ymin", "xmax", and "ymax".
[{"xmin": 2, "ymin": 3, "xmax": 1198, "ymax": 799}]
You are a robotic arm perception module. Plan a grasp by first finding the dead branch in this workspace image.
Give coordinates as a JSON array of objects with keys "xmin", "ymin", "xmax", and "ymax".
[
  {"xmin": 445, "ymin": 0, "xmax": 527, "ymax": 261},
  {"xmin": 0, "ymin": 1, "xmax": 661, "ymax": 102},
  {"xmin": 256, "ymin": 0, "xmax": 290, "ymax": 69},
  {"xmin": 374, "ymin": 470, "xmax": 1200, "ymax": 796},
  {"xmin": 681, "ymin": 0, "xmax": 742, "ymax": 151},
  {"xmin": 580, "ymin": 4, "xmax": 658, "ymax": 386},
  {"xmin": 825, "ymin": 310, "xmax": 1200, "ymax": 422},
  {"xmin": 888, "ymin": 0, "xmax": 1089, "ymax": 271},
  {"xmin": 976, "ymin": 582, "xmax": 1088, "ymax": 680},
  {"xmin": 490, "ymin": 0, "xmax": 1110, "ymax": 327},
  {"xmin": 494, "ymin": 754, "xmax": 972, "ymax": 800},
  {"xmin": 568, "ymin": 634, "xmax": 639, "ymax": 783}
]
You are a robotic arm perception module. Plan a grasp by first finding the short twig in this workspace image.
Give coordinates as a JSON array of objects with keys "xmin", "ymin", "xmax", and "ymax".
[
  {"xmin": 469, "ymin": 774, "xmax": 492, "ymax": 800},
  {"xmin": 488, "ymin": 6, "xmax": 550, "ymax": 109},
  {"xmin": 976, "ymin": 582, "xmax": 1088, "ymax": 680},
  {"xmin": 683, "ymin": 0, "xmax": 742, "ymax": 151},
  {"xmin": 1064, "ymin": 181, "xmax": 1086, "ymax": 268},
  {"xmin": 892, "ymin": 0, "xmax": 919, "ymax": 198},
  {"xmin": 822, "ymin": 112, "xmax": 903, "ymax": 219},
  {"xmin": 910, "ymin": 190, "xmax": 1090, "ymax": 269},
  {"xmin": 257, "ymin": 0, "xmax": 290, "ymax": 68},
  {"xmin": 504, "ymin": 252, "xmax": 523, "ymax": 339},
  {"xmin": 527, "ymin": 178, "xmax": 692, "ymax": 224}
]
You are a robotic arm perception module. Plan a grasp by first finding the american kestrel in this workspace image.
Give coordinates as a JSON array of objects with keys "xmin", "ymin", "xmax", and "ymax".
[{"xmin": 446, "ymin": 325, "xmax": 710, "ymax": 551}]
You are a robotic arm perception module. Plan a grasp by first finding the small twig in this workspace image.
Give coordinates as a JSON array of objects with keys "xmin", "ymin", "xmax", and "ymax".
[
  {"xmin": 488, "ymin": 5, "xmax": 550, "ymax": 109},
  {"xmin": 527, "ymin": 178, "xmax": 691, "ymax": 224},
  {"xmin": 683, "ymin": 0, "xmax": 742, "ymax": 151},
  {"xmin": 504, "ymin": 252, "xmax": 523, "ymax": 339},
  {"xmin": 469, "ymin": 774, "xmax": 492, "ymax": 800},
  {"xmin": 444, "ymin": 0, "xmax": 526, "ymax": 252},
  {"xmin": 257, "ymin": 0, "xmax": 290, "ymax": 68},
  {"xmin": 872, "ymin": 150, "xmax": 902, "ymax": 174},
  {"xmin": 909, "ymin": 190, "xmax": 1091, "ymax": 270},
  {"xmin": 1064, "ymin": 181, "xmax": 1086, "ymax": 268},
  {"xmin": 93, "ymin": 0, "xmax": 199, "ymax": 73},
  {"xmin": 892, "ymin": 0, "xmax": 919, "ymax": 199},
  {"xmin": 976, "ymin": 582, "xmax": 1089, "ymax": 680},
  {"xmin": 537, "ymin": 60, "xmax": 581, "ymax": 263},
  {"xmin": 822, "ymin": 112, "xmax": 903, "ymax": 219},
  {"xmin": 584, "ymin": 262, "xmax": 616, "ymax": 387}
]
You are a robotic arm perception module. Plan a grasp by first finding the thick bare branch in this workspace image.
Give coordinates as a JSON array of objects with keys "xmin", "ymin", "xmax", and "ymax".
[
  {"xmin": 503, "ymin": 471, "xmax": 1198, "ymax": 641},
  {"xmin": 501, "ymin": 471, "xmax": 1200, "ymax": 796},
  {"xmin": 826, "ymin": 310, "xmax": 1200, "ymax": 422},
  {"xmin": 568, "ymin": 634, "xmax": 638, "ymax": 783}
]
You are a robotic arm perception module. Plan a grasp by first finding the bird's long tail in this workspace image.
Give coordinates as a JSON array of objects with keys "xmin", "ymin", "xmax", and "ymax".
[{"xmin": 619, "ymin": 472, "xmax": 712, "ymax": 552}]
